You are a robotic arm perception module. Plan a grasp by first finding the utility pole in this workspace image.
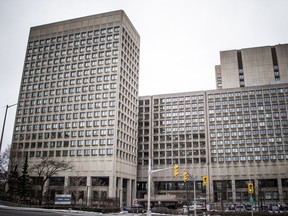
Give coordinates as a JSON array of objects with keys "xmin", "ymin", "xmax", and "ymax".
[{"xmin": 0, "ymin": 103, "xmax": 17, "ymax": 151}]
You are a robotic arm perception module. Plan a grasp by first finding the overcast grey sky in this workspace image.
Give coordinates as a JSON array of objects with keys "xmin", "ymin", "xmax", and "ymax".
[{"xmin": 1, "ymin": 0, "xmax": 288, "ymax": 151}]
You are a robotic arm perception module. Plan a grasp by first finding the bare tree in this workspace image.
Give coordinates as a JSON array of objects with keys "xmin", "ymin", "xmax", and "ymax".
[
  {"xmin": 30, "ymin": 158, "xmax": 73, "ymax": 205},
  {"xmin": 0, "ymin": 146, "xmax": 10, "ymax": 187},
  {"xmin": 65, "ymin": 176, "xmax": 87, "ymax": 205}
]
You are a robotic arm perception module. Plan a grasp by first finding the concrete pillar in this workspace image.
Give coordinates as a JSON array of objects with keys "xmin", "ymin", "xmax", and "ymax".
[
  {"xmin": 117, "ymin": 177, "xmax": 123, "ymax": 207},
  {"xmin": 231, "ymin": 178, "xmax": 236, "ymax": 203},
  {"xmin": 86, "ymin": 176, "xmax": 91, "ymax": 206},
  {"xmin": 109, "ymin": 175, "xmax": 117, "ymax": 198},
  {"xmin": 278, "ymin": 178, "xmax": 283, "ymax": 202},
  {"xmin": 126, "ymin": 179, "xmax": 132, "ymax": 206}
]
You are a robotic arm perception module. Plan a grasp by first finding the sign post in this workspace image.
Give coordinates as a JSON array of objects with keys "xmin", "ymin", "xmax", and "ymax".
[{"xmin": 249, "ymin": 196, "xmax": 254, "ymax": 216}]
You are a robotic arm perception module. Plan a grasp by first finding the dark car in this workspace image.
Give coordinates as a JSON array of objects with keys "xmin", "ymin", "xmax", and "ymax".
[
  {"xmin": 245, "ymin": 204, "xmax": 252, "ymax": 211},
  {"xmin": 269, "ymin": 204, "xmax": 280, "ymax": 213},
  {"xmin": 128, "ymin": 205, "xmax": 144, "ymax": 213},
  {"xmin": 235, "ymin": 204, "xmax": 246, "ymax": 212},
  {"xmin": 151, "ymin": 206, "xmax": 170, "ymax": 214}
]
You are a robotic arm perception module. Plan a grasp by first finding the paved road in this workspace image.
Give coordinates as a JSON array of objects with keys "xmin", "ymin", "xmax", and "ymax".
[
  {"xmin": 0, "ymin": 205, "xmax": 146, "ymax": 216},
  {"xmin": 0, "ymin": 206, "xmax": 101, "ymax": 216},
  {"xmin": 0, "ymin": 208, "xmax": 63, "ymax": 216}
]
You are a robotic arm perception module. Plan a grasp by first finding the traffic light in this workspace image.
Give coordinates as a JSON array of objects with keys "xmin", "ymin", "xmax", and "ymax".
[
  {"xmin": 183, "ymin": 171, "xmax": 188, "ymax": 182},
  {"xmin": 248, "ymin": 182, "xmax": 254, "ymax": 194},
  {"xmin": 202, "ymin": 175, "xmax": 208, "ymax": 186},
  {"xmin": 173, "ymin": 164, "xmax": 179, "ymax": 177}
]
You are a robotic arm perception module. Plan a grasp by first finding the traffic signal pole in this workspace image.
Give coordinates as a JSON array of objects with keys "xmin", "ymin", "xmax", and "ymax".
[
  {"xmin": 248, "ymin": 182, "xmax": 254, "ymax": 216},
  {"xmin": 185, "ymin": 171, "xmax": 197, "ymax": 216},
  {"xmin": 147, "ymin": 159, "xmax": 174, "ymax": 216}
]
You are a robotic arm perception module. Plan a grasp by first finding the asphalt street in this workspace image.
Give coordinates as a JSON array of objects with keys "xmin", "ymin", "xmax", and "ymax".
[{"xmin": 0, "ymin": 205, "xmax": 146, "ymax": 216}]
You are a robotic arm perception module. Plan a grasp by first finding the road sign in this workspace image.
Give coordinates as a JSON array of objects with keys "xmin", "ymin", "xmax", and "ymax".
[
  {"xmin": 132, "ymin": 199, "xmax": 138, "ymax": 205},
  {"xmin": 55, "ymin": 194, "xmax": 71, "ymax": 205}
]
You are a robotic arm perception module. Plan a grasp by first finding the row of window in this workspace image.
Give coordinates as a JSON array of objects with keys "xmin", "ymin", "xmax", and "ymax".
[
  {"xmin": 208, "ymin": 88, "xmax": 287, "ymax": 99},
  {"xmin": 17, "ymin": 98, "xmax": 116, "ymax": 116},
  {"xmin": 18, "ymin": 102, "xmax": 116, "ymax": 116},
  {"xmin": 210, "ymin": 121, "xmax": 288, "ymax": 131},
  {"xmin": 28, "ymin": 39, "xmax": 119, "ymax": 55},
  {"xmin": 147, "ymin": 149, "xmax": 206, "ymax": 158},
  {"xmin": 26, "ymin": 48, "xmax": 119, "ymax": 63},
  {"xmin": 20, "ymin": 86, "xmax": 117, "ymax": 99},
  {"xmin": 14, "ymin": 128, "xmax": 115, "ymax": 140},
  {"xmin": 19, "ymin": 96, "xmax": 117, "ymax": 111},
  {"xmin": 24, "ymin": 66, "xmax": 117, "ymax": 78},
  {"xmin": 19, "ymin": 146, "xmax": 136, "ymax": 162},
  {"xmin": 138, "ymin": 157, "xmax": 207, "ymax": 165},
  {"xmin": 208, "ymin": 98, "xmax": 287, "ymax": 107},
  {"xmin": 18, "ymin": 139, "xmax": 114, "ymax": 149},
  {"xmin": 17, "ymin": 108, "xmax": 116, "ymax": 122},
  {"xmin": 23, "ymin": 72, "xmax": 117, "ymax": 85},
  {"xmin": 29, "ymin": 26, "xmax": 120, "ymax": 48},
  {"xmin": 16, "ymin": 120, "xmax": 115, "ymax": 132},
  {"xmin": 210, "ymin": 137, "xmax": 288, "ymax": 146},
  {"xmin": 211, "ymin": 154, "xmax": 288, "ymax": 163},
  {"xmin": 23, "ymin": 148, "xmax": 114, "ymax": 158},
  {"xmin": 25, "ymin": 55, "xmax": 119, "ymax": 71},
  {"xmin": 153, "ymin": 111, "xmax": 205, "ymax": 119},
  {"xmin": 210, "ymin": 128, "xmax": 288, "ymax": 138},
  {"xmin": 138, "ymin": 141, "xmax": 205, "ymax": 152},
  {"xmin": 209, "ymin": 105, "xmax": 287, "ymax": 116},
  {"xmin": 138, "ymin": 132, "xmax": 206, "ymax": 143},
  {"xmin": 155, "ymin": 126, "xmax": 206, "ymax": 134},
  {"xmin": 211, "ymin": 145, "xmax": 288, "ymax": 154},
  {"xmin": 150, "ymin": 103, "xmax": 206, "ymax": 111}
]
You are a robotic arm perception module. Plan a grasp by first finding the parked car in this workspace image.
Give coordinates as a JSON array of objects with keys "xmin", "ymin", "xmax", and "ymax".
[
  {"xmin": 128, "ymin": 205, "xmax": 144, "ymax": 213},
  {"xmin": 245, "ymin": 204, "xmax": 252, "ymax": 211},
  {"xmin": 269, "ymin": 204, "xmax": 281, "ymax": 213},
  {"xmin": 261, "ymin": 204, "xmax": 269, "ymax": 211},
  {"xmin": 235, "ymin": 204, "xmax": 246, "ymax": 212},
  {"xmin": 151, "ymin": 206, "xmax": 170, "ymax": 214}
]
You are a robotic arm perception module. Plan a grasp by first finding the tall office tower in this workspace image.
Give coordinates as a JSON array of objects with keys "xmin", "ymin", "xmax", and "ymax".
[
  {"xmin": 11, "ymin": 10, "xmax": 140, "ymax": 206},
  {"xmin": 216, "ymin": 44, "xmax": 288, "ymax": 89}
]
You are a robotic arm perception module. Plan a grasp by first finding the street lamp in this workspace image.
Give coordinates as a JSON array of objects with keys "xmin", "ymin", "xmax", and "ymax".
[{"xmin": 0, "ymin": 103, "xmax": 17, "ymax": 151}]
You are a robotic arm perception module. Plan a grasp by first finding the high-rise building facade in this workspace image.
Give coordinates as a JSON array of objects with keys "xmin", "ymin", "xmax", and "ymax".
[
  {"xmin": 137, "ymin": 44, "xmax": 288, "ymax": 207},
  {"xmin": 216, "ymin": 44, "xmax": 288, "ymax": 89},
  {"xmin": 137, "ymin": 85, "xmax": 288, "ymax": 206},
  {"xmin": 11, "ymin": 10, "xmax": 140, "ymax": 206},
  {"xmin": 10, "ymin": 8, "xmax": 288, "ymax": 208}
]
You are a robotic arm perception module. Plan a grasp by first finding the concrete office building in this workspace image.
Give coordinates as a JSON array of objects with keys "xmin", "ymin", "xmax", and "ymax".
[
  {"xmin": 137, "ymin": 44, "xmax": 288, "ymax": 206},
  {"xmin": 11, "ymin": 10, "xmax": 140, "ymax": 206},
  {"xmin": 216, "ymin": 44, "xmax": 288, "ymax": 89},
  {"xmin": 10, "ymin": 8, "xmax": 288, "ymax": 208}
]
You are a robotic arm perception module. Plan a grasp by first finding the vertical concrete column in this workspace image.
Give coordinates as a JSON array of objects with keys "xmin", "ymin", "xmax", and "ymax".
[
  {"xmin": 209, "ymin": 179, "xmax": 214, "ymax": 204},
  {"xmin": 131, "ymin": 179, "xmax": 137, "ymax": 202},
  {"xmin": 64, "ymin": 176, "xmax": 69, "ymax": 192},
  {"xmin": 231, "ymin": 178, "xmax": 236, "ymax": 203},
  {"xmin": 86, "ymin": 176, "xmax": 91, "ymax": 206},
  {"xmin": 117, "ymin": 177, "xmax": 123, "ymax": 207},
  {"xmin": 109, "ymin": 175, "xmax": 117, "ymax": 198},
  {"xmin": 254, "ymin": 178, "xmax": 259, "ymax": 205},
  {"xmin": 278, "ymin": 178, "xmax": 283, "ymax": 202},
  {"xmin": 126, "ymin": 179, "xmax": 132, "ymax": 207}
]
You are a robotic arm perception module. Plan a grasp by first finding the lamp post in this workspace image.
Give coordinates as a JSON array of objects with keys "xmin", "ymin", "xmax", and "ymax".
[{"xmin": 0, "ymin": 103, "xmax": 17, "ymax": 151}]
